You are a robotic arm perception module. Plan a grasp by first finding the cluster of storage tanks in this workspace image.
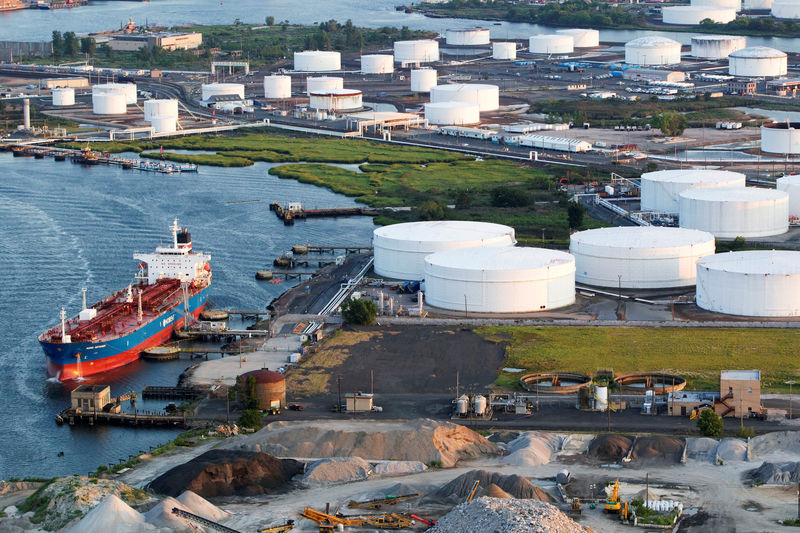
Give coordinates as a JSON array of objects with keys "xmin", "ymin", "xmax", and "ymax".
[
  {"xmin": 143, "ymin": 99, "xmax": 179, "ymax": 134},
  {"xmin": 91, "ymin": 83, "xmax": 136, "ymax": 115}
]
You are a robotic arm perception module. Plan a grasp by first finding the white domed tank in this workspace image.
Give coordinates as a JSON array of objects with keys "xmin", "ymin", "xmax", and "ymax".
[
  {"xmin": 473, "ymin": 395, "xmax": 487, "ymax": 416},
  {"xmin": 93, "ymin": 83, "xmax": 136, "ymax": 105},
  {"xmin": 424, "ymin": 246, "xmax": 576, "ymax": 313},
  {"xmin": 394, "ymin": 40, "xmax": 439, "ymax": 64},
  {"xmin": 594, "ymin": 386, "xmax": 608, "ymax": 411},
  {"xmin": 772, "ymin": 0, "xmax": 800, "ymax": 17},
  {"xmin": 777, "ymin": 175, "xmax": 800, "ymax": 218},
  {"xmin": 52, "ymin": 87, "xmax": 75, "ymax": 106},
  {"xmin": 361, "ymin": 54, "xmax": 394, "ymax": 74},
  {"xmin": 492, "ymin": 42, "xmax": 517, "ymax": 60},
  {"xmin": 456, "ymin": 395, "xmax": 469, "ymax": 416},
  {"xmin": 641, "ymin": 169, "xmax": 746, "ymax": 213},
  {"xmin": 555, "ymin": 28, "xmax": 600, "ymax": 48},
  {"xmin": 92, "ymin": 92, "xmax": 126, "ymax": 115},
  {"xmin": 424, "ymin": 102, "xmax": 480, "ymax": 125},
  {"xmin": 446, "ymin": 27, "xmax": 490, "ymax": 46},
  {"xmin": 143, "ymin": 99, "xmax": 178, "ymax": 121},
  {"xmin": 729, "ymin": 47, "xmax": 787, "ymax": 77},
  {"xmin": 679, "ymin": 187, "xmax": 789, "ymax": 238},
  {"xmin": 430, "ymin": 83, "xmax": 499, "ymax": 112},
  {"xmin": 529, "ymin": 34, "xmax": 574, "ymax": 54},
  {"xmin": 691, "ymin": 35, "xmax": 747, "ymax": 59},
  {"xmin": 570, "ymin": 227, "xmax": 716, "ymax": 289},
  {"xmin": 201, "ymin": 83, "xmax": 244, "ymax": 101},
  {"xmin": 761, "ymin": 121, "xmax": 800, "ymax": 154},
  {"xmin": 308, "ymin": 89, "xmax": 362, "ymax": 112},
  {"xmin": 662, "ymin": 6, "xmax": 737, "ymax": 24},
  {"xmin": 294, "ymin": 50, "xmax": 341, "ymax": 72},
  {"xmin": 149, "ymin": 115, "xmax": 177, "ymax": 134},
  {"xmin": 693, "ymin": 0, "xmax": 742, "ymax": 7},
  {"xmin": 264, "ymin": 75, "xmax": 292, "ymax": 99},
  {"xmin": 696, "ymin": 250, "xmax": 800, "ymax": 316},
  {"xmin": 306, "ymin": 76, "xmax": 343, "ymax": 95},
  {"xmin": 744, "ymin": 0, "xmax": 773, "ymax": 8},
  {"xmin": 411, "ymin": 68, "xmax": 437, "ymax": 92},
  {"xmin": 625, "ymin": 36, "xmax": 682, "ymax": 65},
  {"xmin": 373, "ymin": 221, "xmax": 516, "ymax": 280}
]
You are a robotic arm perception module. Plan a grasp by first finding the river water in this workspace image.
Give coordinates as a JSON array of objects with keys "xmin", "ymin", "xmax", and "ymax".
[
  {"xmin": 0, "ymin": 153, "xmax": 375, "ymax": 478},
  {"xmin": 2, "ymin": 0, "xmax": 800, "ymax": 52}
]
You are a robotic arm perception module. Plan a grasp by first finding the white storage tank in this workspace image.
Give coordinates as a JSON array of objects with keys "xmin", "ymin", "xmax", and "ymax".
[
  {"xmin": 696, "ymin": 250, "xmax": 800, "ymax": 317},
  {"xmin": 308, "ymin": 89, "xmax": 362, "ymax": 112},
  {"xmin": 693, "ymin": 0, "xmax": 741, "ymax": 9},
  {"xmin": 744, "ymin": 0, "xmax": 773, "ymax": 8},
  {"xmin": 424, "ymin": 101, "xmax": 480, "ymax": 125},
  {"xmin": 625, "ymin": 36, "xmax": 682, "ymax": 65},
  {"xmin": 149, "ymin": 115, "xmax": 177, "ymax": 134},
  {"xmin": 761, "ymin": 121, "xmax": 800, "ymax": 154},
  {"xmin": 492, "ymin": 42, "xmax": 517, "ymax": 60},
  {"xmin": 201, "ymin": 83, "xmax": 244, "ymax": 101},
  {"xmin": 394, "ymin": 40, "xmax": 439, "ymax": 64},
  {"xmin": 306, "ymin": 76, "xmax": 344, "ymax": 95},
  {"xmin": 529, "ymin": 34, "xmax": 574, "ymax": 54},
  {"xmin": 662, "ymin": 6, "xmax": 737, "ymax": 24},
  {"xmin": 92, "ymin": 92, "xmax": 126, "ymax": 115},
  {"xmin": 729, "ymin": 46, "xmax": 787, "ymax": 77},
  {"xmin": 52, "ymin": 87, "xmax": 74, "ymax": 106},
  {"xmin": 679, "ymin": 187, "xmax": 789, "ymax": 238},
  {"xmin": 93, "ymin": 83, "xmax": 136, "ymax": 105},
  {"xmin": 777, "ymin": 175, "xmax": 800, "ymax": 218},
  {"xmin": 361, "ymin": 54, "xmax": 394, "ymax": 74},
  {"xmin": 264, "ymin": 75, "xmax": 292, "ymax": 99},
  {"xmin": 473, "ymin": 395, "xmax": 487, "ymax": 416},
  {"xmin": 430, "ymin": 83, "xmax": 499, "ymax": 112},
  {"xmin": 456, "ymin": 395, "xmax": 469, "ymax": 416},
  {"xmin": 143, "ymin": 99, "xmax": 178, "ymax": 121},
  {"xmin": 424, "ymin": 246, "xmax": 576, "ymax": 313},
  {"xmin": 555, "ymin": 28, "xmax": 600, "ymax": 48},
  {"xmin": 691, "ymin": 35, "xmax": 747, "ymax": 59},
  {"xmin": 772, "ymin": 0, "xmax": 800, "ymax": 17},
  {"xmin": 570, "ymin": 227, "xmax": 716, "ymax": 289},
  {"xmin": 294, "ymin": 50, "xmax": 341, "ymax": 72},
  {"xmin": 594, "ymin": 386, "xmax": 609, "ymax": 411},
  {"xmin": 411, "ymin": 68, "xmax": 437, "ymax": 92},
  {"xmin": 641, "ymin": 169, "xmax": 746, "ymax": 213},
  {"xmin": 373, "ymin": 221, "xmax": 516, "ymax": 280},
  {"xmin": 446, "ymin": 27, "xmax": 490, "ymax": 46}
]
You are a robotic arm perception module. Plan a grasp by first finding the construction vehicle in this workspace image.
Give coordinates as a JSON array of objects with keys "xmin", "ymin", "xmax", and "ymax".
[
  {"xmin": 260, "ymin": 520, "xmax": 294, "ymax": 533},
  {"xmin": 569, "ymin": 498, "xmax": 582, "ymax": 516},
  {"xmin": 360, "ymin": 513, "xmax": 413, "ymax": 529},
  {"xmin": 171, "ymin": 507, "xmax": 240, "ymax": 533},
  {"xmin": 347, "ymin": 493, "xmax": 422, "ymax": 510},
  {"xmin": 604, "ymin": 480, "xmax": 622, "ymax": 514},
  {"xmin": 465, "ymin": 480, "xmax": 480, "ymax": 503},
  {"xmin": 620, "ymin": 501, "xmax": 631, "ymax": 522}
]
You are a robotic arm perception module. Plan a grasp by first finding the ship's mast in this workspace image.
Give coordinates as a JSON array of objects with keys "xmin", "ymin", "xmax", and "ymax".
[
  {"xmin": 81, "ymin": 288, "xmax": 87, "ymax": 311},
  {"xmin": 60, "ymin": 307, "xmax": 67, "ymax": 343},
  {"xmin": 137, "ymin": 290, "xmax": 143, "ymax": 323},
  {"xmin": 171, "ymin": 217, "xmax": 179, "ymax": 249}
]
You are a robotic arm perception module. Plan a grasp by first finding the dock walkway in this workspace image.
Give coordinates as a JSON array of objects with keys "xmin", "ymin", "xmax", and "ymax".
[{"xmin": 56, "ymin": 408, "xmax": 187, "ymax": 428}]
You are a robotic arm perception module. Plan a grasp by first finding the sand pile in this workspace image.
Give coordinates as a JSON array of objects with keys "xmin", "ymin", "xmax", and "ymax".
[
  {"xmin": 67, "ymin": 495, "xmax": 152, "ymax": 533},
  {"xmin": 373, "ymin": 461, "xmax": 427, "ymax": 476},
  {"xmin": 630, "ymin": 436, "xmax": 684, "ymax": 464},
  {"xmin": 434, "ymin": 470, "xmax": 553, "ymax": 503},
  {"xmin": 485, "ymin": 484, "xmax": 513, "ymax": 499},
  {"xmin": 686, "ymin": 438, "xmax": 720, "ymax": 461},
  {"xmin": 303, "ymin": 457, "xmax": 371, "ymax": 485},
  {"xmin": 502, "ymin": 432, "xmax": 561, "ymax": 467},
  {"xmin": 716, "ymin": 439, "xmax": 747, "ymax": 462},
  {"xmin": 148, "ymin": 450, "xmax": 303, "ymax": 497},
  {"xmin": 750, "ymin": 431, "xmax": 800, "ymax": 458},
  {"xmin": 747, "ymin": 461, "xmax": 800, "ymax": 485},
  {"xmin": 243, "ymin": 419, "xmax": 499, "ymax": 467},
  {"xmin": 560, "ymin": 434, "xmax": 594, "ymax": 455},
  {"xmin": 427, "ymin": 497, "xmax": 591, "ymax": 533},
  {"xmin": 176, "ymin": 491, "xmax": 229, "ymax": 522},
  {"xmin": 144, "ymin": 497, "xmax": 193, "ymax": 531},
  {"xmin": 633, "ymin": 488, "xmax": 661, "ymax": 502},
  {"xmin": 588, "ymin": 435, "xmax": 633, "ymax": 463}
]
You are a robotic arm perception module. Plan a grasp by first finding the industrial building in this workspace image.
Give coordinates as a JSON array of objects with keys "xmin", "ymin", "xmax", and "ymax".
[
  {"xmin": 640, "ymin": 169, "xmax": 746, "ymax": 213},
  {"xmin": 70, "ymin": 385, "xmax": 111, "ymax": 412},
  {"xmin": 570, "ymin": 226, "xmax": 716, "ymax": 289},
  {"xmin": 555, "ymin": 28, "xmax": 599, "ymax": 48},
  {"xmin": 622, "ymin": 69, "xmax": 686, "ymax": 83},
  {"xmin": 662, "ymin": 6, "xmax": 737, "ymax": 24},
  {"xmin": 306, "ymin": 76, "xmax": 343, "ymax": 95},
  {"xmin": 625, "ymin": 36, "xmax": 682, "ymax": 66},
  {"xmin": 372, "ymin": 221, "xmax": 516, "ymax": 281},
  {"xmin": 308, "ymin": 89, "xmax": 363, "ymax": 112},
  {"xmin": 772, "ymin": 0, "xmax": 800, "ymax": 17},
  {"xmin": 728, "ymin": 47, "xmax": 787, "ymax": 78},
  {"xmin": 691, "ymin": 35, "xmax": 747, "ymax": 59},
  {"xmin": 517, "ymin": 135, "xmax": 592, "ymax": 152},
  {"xmin": 294, "ymin": 50, "xmax": 341, "ymax": 72},
  {"xmin": 42, "ymin": 78, "xmax": 89, "ymax": 90},
  {"xmin": 263, "ymin": 75, "xmax": 292, "ymax": 99},
  {"xmin": 201, "ymin": 83, "xmax": 244, "ymax": 102},
  {"xmin": 430, "ymin": 83, "xmax": 499, "ymax": 112},
  {"xmin": 777, "ymin": 175, "xmax": 800, "ymax": 218},
  {"xmin": 668, "ymin": 370, "xmax": 763, "ymax": 418},
  {"xmin": 393, "ymin": 39, "xmax": 439, "ymax": 65},
  {"xmin": 424, "ymin": 102, "xmax": 480, "ymax": 125},
  {"xmin": 761, "ymin": 121, "xmax": 800, "ymax": 154},
  {"xmin": 697, "ymin": 251, "xmax": 800, "ymax": 316},
  {"xmin": 528, "ymin": 34, "xmax": 574, "ymax": 55},
  {"xmin": 52, "ymin": 87, "xmax": 74, "ymax": 106},
  {"xmin": 727, "ymin": 79, "xmax": 759, "ymax": 95},
  {"xmin": 492, "ymin": 42, "xmax": 516, "ymax": 60},
  {"xmin": 445, "ymin": 27, "xmax": 490, "ymax": 46},
  {"xmin": 107, "ymin": 32, "xmax": 202, "ymax": 52},
  {"xmin": 237, "ymin": 369, "xmax": 286, "ymax": 410},
  {"xmin": 679, "ymin": 187, "xmax": 789, "ymax": 238},
  {"xmin": 767, "ymin": 78, "xmax": 800, "ymax": 96},
  {"xmin": 411, "ymin": 68, "xmax": 437, "ymax": 92},
  {"xmin": 361, "ymin": 54, "xmax": 394, "ymax": 74},
  {"xmin": 423, "ymin": 246, "xmax": 576, "ymax": 313}
]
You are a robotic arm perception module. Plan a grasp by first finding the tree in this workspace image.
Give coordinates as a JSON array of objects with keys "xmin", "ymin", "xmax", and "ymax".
[
  {"xmin": 80, "ymin": 37, "xmax": 96, "ymax": 56},
  {"xmin": 455, "ymin": 190, "xmax": 473, "ymax": 210},
  {"xmin": 656, "ymin": 111, "xmax": 687, "ymax": 137},
  {"xmin": 238, "ymin": 409, "xmax": 263, "ymax": 430},
  {"xmin": 341, "ymin": 298, "xmax": 378, "ymax": 325},
  {"xmin": 418, "ymin": 200, "xmax": 448, "ymax": 220},
  {"xmin": 567, "ymin": 202, "xmax": 586, "ymax": 229},
  {"xmin": 52, "ymin": 30, "xmax": 62, "ymax": 58},
  {"xmin": 265, "ymin": 15, "xmax": 275, "ymax": 26},
  {"xmin": 696, "ymin": 408, "xmax": 723, "ymax": 437},
  {"xmin": 63, "ymin": 32, "xmax": 78, "ymax": 56},
  {"xmin": 491, "ymin": 185, "xmax": 530, "ymax": 207}
]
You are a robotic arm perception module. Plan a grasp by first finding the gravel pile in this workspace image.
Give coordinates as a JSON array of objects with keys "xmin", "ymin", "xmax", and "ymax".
[
  {"xmin": 144, "ymin": 497, "xmax": 193, "ymax": 532},
  {"xmin": 630, "ymin": 436, "xmax": 684, "ymax": 464},
  {"xmin": 374, "ymin": 461, "xmax": 428, "ymax": 476},
  {"xmin": 716, "ymin": 439, "xmax": 747, "ymax": 462},
  {"xmin": 434, "ymin": 470, "xmax": 553, "ymax": 503},
  {"xmin": 303, "ymin": 457, "xmax": 371, "ymax": 485},
  {"xmin": 427, "ymin": 496, "xmax": 591, "ymax": 533},
  {"xmin": 560, "ymin": 435, "xmax": 593, "ymax": 455},
  {"xmin": 502, "ymin": 433, "xmax": 561, "ymax": 467},
  {"xmin": 750, "ymin": 431, "xmax": 800, "ymax": 458},
  {"xmin": 747, "ymin": 461, "xmax": 800, "ymax": 485},
  {"xmin": 67, "ymin": 495, "xmax": 153, "ymax": 533},
  {"xmin": 587, "ymin": 435, "xmax": 633, "ymax": 463},
  {"xmin": 686, "ymin": 438, "xmax": 720, "ymax": 461}
]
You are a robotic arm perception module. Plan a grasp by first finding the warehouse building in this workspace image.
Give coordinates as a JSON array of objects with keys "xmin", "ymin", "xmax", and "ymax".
[
  {"xmin": 108, "ymin": 32, "xmax": 202, "ymax": 51},
  {"xmin": 622, "ymin": 69, "xmax": 686, "ymax": 83}
]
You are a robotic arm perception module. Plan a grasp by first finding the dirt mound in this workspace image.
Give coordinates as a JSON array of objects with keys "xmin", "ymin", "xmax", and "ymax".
[
  {"xmin": 434, "ymin": 470, "xmax": 553, "ymax": 503},
  {"xmin": 716, "ymin": 439, "xmax": 747, "ymax": 462},
  {"xmin": 176, "ymin": 491, "xmax": 228, "ymax": 522},
  {"xmin": 630, "ymin": 437, "xmax": 684, "ymax": 464},
  {"xmin": 686, "ymin": 437, "xmax": 719, "ymax": 461},
  {"xmin": 243, "ymin": 419, "xmax": 499, "ymax": 467},
  {"xmin": 633, "ymin": 489, "xmax": 661, "ymax": 502},
  {"xmin": 373, "ymin": 461, "xmax": 427, "ymax": 476},
  {"xmin": 747, "ymin": 461, "xmax": 800, "ymax": 485},
  {"xmin": 484, "ymin": 484, "xmax": 513, "ymax": 499},
  {"xmin": 143, "ymin": 496, "xmax": 193, "ymax": 532},
  {"xmin": 67, "ymin": 495, "xmax": 151, "ymax": 533},
  {"xmin": 587, "ymin": 435, "xmax": 633, "ymax": 463},
  {"xmin": 501, "ymin": 432, "xmax": 561, "ymax": 467},
  {"xmin": 148, "ymin": 450, "xmax": 304, "ymax": 498},
  {"xmin": 750, "ymin": 431, "xmax": 800, "ymax": 459},
  {"xmin": 303, "ymin": 457, "xmax": 371, "ymax": 485}
]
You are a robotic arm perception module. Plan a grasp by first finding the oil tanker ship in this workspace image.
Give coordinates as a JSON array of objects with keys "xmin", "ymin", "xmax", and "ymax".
[{"xmin": 39, "ymin": 219, "xmax": 211, "ymax": 380}]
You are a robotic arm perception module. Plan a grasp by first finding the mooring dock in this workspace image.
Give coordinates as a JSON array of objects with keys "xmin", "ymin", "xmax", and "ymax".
[
  {"xmin": 269, "ymin": 201, "xmax": 381, "ymax": 225},
  {"xmin": 9, "ymin": 145, "xmax": 197, "ymax": 174},
  {"xmin": 55, "ymin": 408, "xmax": 188, "ymax": 428}
]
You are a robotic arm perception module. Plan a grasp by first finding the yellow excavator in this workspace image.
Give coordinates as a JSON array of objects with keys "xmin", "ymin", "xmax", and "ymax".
[{"xmin": 604, "ymin": 480, "xmax": 621, "ymax": 514}]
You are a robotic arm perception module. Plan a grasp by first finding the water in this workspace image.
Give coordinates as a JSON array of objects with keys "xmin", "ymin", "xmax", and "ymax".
[
  {"xmin": 3, "ymin": 0, "xmax": 800, "ymax": 52},
  {"xmin": 0, "ymin": 153, "xmax": 375, "ymax": 478},
  {"xmin": 734, "ymin": 107, "xmax": 800, "ymax": 123}
]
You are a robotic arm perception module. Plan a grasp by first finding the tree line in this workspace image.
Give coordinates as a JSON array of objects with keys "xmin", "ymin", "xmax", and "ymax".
[{"xmin": 52, "ymin": 30, "xmax": 95, "ymax": 58}]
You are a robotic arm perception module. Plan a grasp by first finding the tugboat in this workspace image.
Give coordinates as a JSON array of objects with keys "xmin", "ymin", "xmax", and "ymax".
[{"xmin": 75, "ymin": 144, "xmax": 99, "ymax": 165}]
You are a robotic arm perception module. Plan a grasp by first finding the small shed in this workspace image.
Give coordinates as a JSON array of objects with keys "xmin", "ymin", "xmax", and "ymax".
[
  {"xmin": 71, "ymin": 385, "xmax": 111, "ymax": 412},
  {"xmin": 345, "ymin": 392, "xmax": 374, "ymax": 412}
]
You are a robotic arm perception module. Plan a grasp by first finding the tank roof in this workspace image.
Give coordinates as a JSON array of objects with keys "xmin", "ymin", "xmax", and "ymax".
[
  {"xmin": 374, "ymin": 220, "xmax": 514, "ymax": 243},
  {"xmin": 425, "ymin": 101, "xmax": 480, "ymax": 109},
  {"xmin": 641, "ymin": 169, "xmax": 745, "ymax": 184},
  {"xmin": 426, "ymin": 245, "xmax": 573, "ymax": 271},
  {"xmin": 691, "ymin": 34, "xmax": 745, "ymax": 41},
  {"xmin": 571, "ymin": 226, "xmax": 715, "ymax": 249},
  {"xmin": 309, "ymin": 89, "xmax": 362, "ymax": 96},
  {"xmin": 680, "ymin": 186, "xmax": 788, "ymax": 201},
  {"xmin": 626, "ymin": 36, "xmax": 681, "ymax": 47},
  {"xmin": 730, "ymin": 46, "xmax": 787, "ymax": 58},
  {"xmin": 432, "ymin": 83, "xmax": 499, "ymax": 91},
  {"xmin": 698, "ymin": 250, "xmax": 800, "ymax": 275},
  {"xmin": 239, "ymin": 369, "xmax": 285, "ymax": 384}
]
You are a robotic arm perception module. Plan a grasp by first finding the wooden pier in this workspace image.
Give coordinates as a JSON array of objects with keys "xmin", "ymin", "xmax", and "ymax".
[
  {"xmin": 56, "ymin": 408, "xmax": 187, "ymax": 428},
  {"xmin": 9, "ymin": 145, "xmax": 197, "ymax": 174},
  {"xmin": 269, "ymin": 202, "xmax": 381, "ymax": 225}
]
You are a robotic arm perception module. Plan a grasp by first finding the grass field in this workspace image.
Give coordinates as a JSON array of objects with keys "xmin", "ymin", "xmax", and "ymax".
[{"xmin": 479, "ymin": 326, "xmax": 800, "ymax": 392}]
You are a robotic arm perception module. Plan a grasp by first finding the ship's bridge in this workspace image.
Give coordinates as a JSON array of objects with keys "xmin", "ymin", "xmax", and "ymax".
[{"xmin": 134, "ymin": 219, "xmax": 211, "ymax": 285}]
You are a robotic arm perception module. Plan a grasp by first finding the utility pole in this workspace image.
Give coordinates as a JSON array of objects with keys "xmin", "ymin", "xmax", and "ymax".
[
  {"xmin": 370, "ymin": 370, "xmax": 374, "ymax": 396},
  {"xmin": 787, "ymin": 381, "xmax": 796, "ymax": 420},
  {"xmin": 337, "ymin": 376, "xmax": 342, "ymax": 414},
  {"xmin": 646, "ymin": 472, "xmax": 649, "ymax": 510}
]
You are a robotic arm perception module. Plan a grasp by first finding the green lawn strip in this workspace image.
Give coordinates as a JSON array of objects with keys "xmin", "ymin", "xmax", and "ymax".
[{"xmin": 139, "ymin": 151, "xmax": 253, "ymax": 167}]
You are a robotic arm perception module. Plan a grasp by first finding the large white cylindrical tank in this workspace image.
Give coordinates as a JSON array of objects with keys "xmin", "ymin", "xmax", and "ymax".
[
  {"xmin": 411, "ymin": 68, "xmax": 437, "ymax": 92},
  {"xmin": 446, "ymin": 27, "xmax": 490, "ymax": 46},
  {"xmin": 424, "ymin": 246, "xmax": 576, "ymax": 313},
  {"xmin": 625, "ymin": 36, "xmax": 682, "ymax": 65},
  {"xmin": 777, "ymin": 175, "xmax": 800, "ymax": 218},
  {"xmin": 662, "ymin": 6, "xmax": 737, "ymax": 24},
  {"xmin": 772, "ymin": 0, "xmax": 800, "ymax": 17},
  {"xmin": 594, "ymin": 386, "xmax": 608, "ymax": 411},
  {"xmin": 693, "ymin": 0, "xmax": 741, "ymax": 9},
  {"xmin": 92, "ymin": 92, "xmax": 126, "ymax": 115},
  {"xmin": 529, "ymin": 34, "xmax": 574, "ymax": 54},
  {"xmin": 308, "ymin": 89, "xmax": 362, "ymax": 112},
  {"xmin": 149, "ymin": 115, "xmax": 177, "ymax": 134},
  {"xmin": 691, "ymin": 35, "xmax": 747, "ymax": 59},
  {"xmin": 744, "ymin": 0, "xmax": 773, "ymax": 8},
  {"xmin": 555, "ymin": 28, "xmax": 600, "ymax": 48},
  {"xmin": 143, "ymin": 99, "xmax": 178, "ymax": 121},
  {"xmin": 361, "ymin": 54, "xmax": 394, "ymax": 74},
  {"xmin": 492, "ymin": 42, "xmax": 517, "ymax": 60},
  {"xmin": 93, "ymin": 83, "xmax": 136, "ymax": 105},
  {"xmin": 201, "ymin": 83, "xmax": 244, "ymax": 101},
  {"xmin": 264, "ymin": 75, "xmax": 292, "ymax": 99},
  {"xmin": 306, "ymin": 76, "xmax": 343, "ymax": 95},
  {"xmin": 430, "ymin": 83, "xmax": 499, "ymax": 112},
  {"xmin": 424, "ymin": 102, "xmax": 480, "ymax": 125},
  {"xmin": 293, "ymin": 50, "xmax": 341, "ymax": 72},
  {"xmin": 373, "ymin": 221, "xmax": 516, "ymax": 280},
  {"xmin": 52, "ymin": 87, "xmax": 74, "ymax": 106},
  {"xmin": 394, "ymin": 40, "xmax": 439, "ymax": 64},
  {"xmin": 641, "ymin": 169, "xmax": 746, "ymax": 213},
  {"xmin": 473, "ymin": 395, "xmax": 487, "ymax": 416},
  {"xmin": 729, "ymin": 46, "xmax": 787, "ymax": 77},
  {"xmin": 761, "ymin": 122, "xmax": 800, "ymax": 154},
  {"xmin": 696, "ymin": 250, "xmax": 800, "ymax": 316},
  {"xmin": 679, "ymin": 187, "xmax": 789, "ymax": 238},
  {"xmin": 570, "ymin": 227, "xmax": 716, "ymax": 289}
]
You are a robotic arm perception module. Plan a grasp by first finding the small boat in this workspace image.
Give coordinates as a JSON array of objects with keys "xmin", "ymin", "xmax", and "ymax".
[
  {"xmin": 54, "ymin": 154, "xmax": 66, "ymax": 161},
  {"xmin": 11, "ymin": 146, "xmax": 32, "ymax": 157}
]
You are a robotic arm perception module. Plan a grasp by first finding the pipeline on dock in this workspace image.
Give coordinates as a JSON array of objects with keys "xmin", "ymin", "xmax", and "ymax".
[
  {"xmin": 55, "ymin": 408, "xmax": 187, "ymax": 428},
  {"xmin": 269, "ymin": 201, "xmax": 381, "ymax": 225}
]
